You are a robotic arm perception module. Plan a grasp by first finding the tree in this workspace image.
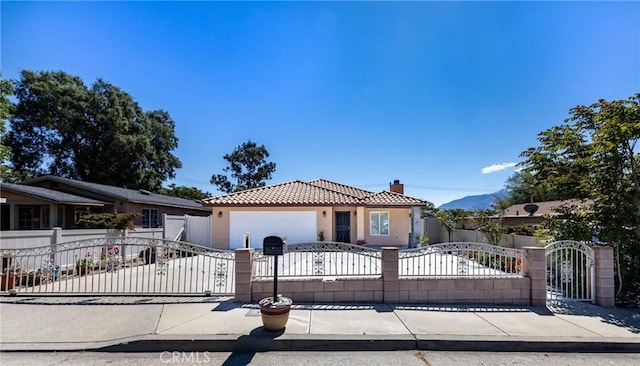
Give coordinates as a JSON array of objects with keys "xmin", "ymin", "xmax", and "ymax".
[
  {"xmin": 503, "ymin": 170, "xmax": 559, "ymax": 204},
  {"xmin": 473, "ymin": 210, "xmax": 506, "ymax": 247},
  {"xmin": 422, "ymin": 205, "xmax": 468, "ymax": 242},
  {"xmin": 158, "ymin": 184, "xmax": 211, "ymax": 200},
  {"xmin": 7, "ymin": 70, "xmax": 182, "ymax": 190},
  {"xmin": 520, "ymin": 93, "xmax": 640, "ymax": 300},
  {"xmin": 210, "ymin": 140, "xmax": 276, "ymax": 193},
  {"xmin": 0, "ymin": 73, "xmax": 15, "ymax": 181}
]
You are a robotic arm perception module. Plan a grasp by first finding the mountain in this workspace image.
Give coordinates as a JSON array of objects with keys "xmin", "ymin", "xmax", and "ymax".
[{"xmin": 438, "ymin": 190, "xmax": 508, "ymax": 211}]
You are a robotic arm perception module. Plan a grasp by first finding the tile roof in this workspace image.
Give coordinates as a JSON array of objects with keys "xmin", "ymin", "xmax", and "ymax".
[
  {"xmin": 204, "ymin": 180, "xmax": 361, "ymax": 206},
  {"xmin": 307, "ymin": 179, "xmax": 372, "ymax": 199},
  {"xmin": 25, "ymin": 176, "xmax": 209, "ymax": 211},
  {"xmin": 204, "ymin": 179, "xmax": 428, "ymax": 207},
  {"xmin": 503, "ymin": 200, "xmax": 590, "ymax": 217},
  {"xmin": 364, "ymin": 191, "xmax": 428, "ymax": 207},
  {"xmin": 0, "ymin": 182, "xmax": 105, "ymax": 205}
]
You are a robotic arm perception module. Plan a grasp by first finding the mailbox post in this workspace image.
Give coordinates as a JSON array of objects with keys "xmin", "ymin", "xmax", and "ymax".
[{"xmin": 263, "ymin": 236, "xmax": 284, "ymax": 302}]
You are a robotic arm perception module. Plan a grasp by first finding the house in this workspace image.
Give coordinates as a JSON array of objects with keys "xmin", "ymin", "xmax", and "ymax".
[
  {"xmin": 0, "ymin": 182, "xmax": 106, "ymax": 230},
  {"xmin": 500, "ymin": 200, "xmax": 590, "ymax": 228},
  {"xmin": 203, "ymin": 179, "xmax": 428, "ymax": 249},
  {"xmin": 3, "ymin": 175, "xmax": 211, "ymax": 230}
]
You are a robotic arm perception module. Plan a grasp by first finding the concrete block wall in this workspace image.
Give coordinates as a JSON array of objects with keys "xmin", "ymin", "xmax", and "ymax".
[
  {"xmin": 252, "ymin": 277, "xmax": 383, "ymax": 303},
  {"xmin": 395, "ymin": 277, "xmax": 530, "ymax": 305},
  {"xmin": 235, "ymin": 245, "xmax": 615, "ymax": 306},
  {"xmin": 594, "ymin": 246, "xmax": 615, "ymax": 307}
]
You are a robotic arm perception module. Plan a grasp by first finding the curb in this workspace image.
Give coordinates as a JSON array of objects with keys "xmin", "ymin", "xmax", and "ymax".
[{"xmin": 3, "ymin": 334, "xmax": 640, "ymax": 353}]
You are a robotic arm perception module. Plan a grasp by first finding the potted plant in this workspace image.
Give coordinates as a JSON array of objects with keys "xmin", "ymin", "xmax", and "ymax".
[
  {"xmin": 259, "ymin": 235, "xmax": 292, "ymax": 331},
  {"xmin": 1, "ymin": 267, "xmax": 19, "ymax": 291},
  {"xmin": 75, "ymin": 253, "xmax": 94, "ymax": 276},
  {"xmin": 259, "ymin": 295, "xmax": 293, "ymax": 331}
]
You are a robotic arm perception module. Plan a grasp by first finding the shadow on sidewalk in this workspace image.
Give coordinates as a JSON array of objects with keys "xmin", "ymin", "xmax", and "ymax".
[
  {"xmin": 548, "ymin": 300, "xmax": 640, "ymax": 334},
  {"xmin": 0, "ymin": 295, "xmax": 235, "ymax": 305}
]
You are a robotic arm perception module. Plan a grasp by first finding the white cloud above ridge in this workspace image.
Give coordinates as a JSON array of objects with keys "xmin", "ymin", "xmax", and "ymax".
[{"xmin": 481, "ymin": 162, "xmax": 517, "ymax": 174}]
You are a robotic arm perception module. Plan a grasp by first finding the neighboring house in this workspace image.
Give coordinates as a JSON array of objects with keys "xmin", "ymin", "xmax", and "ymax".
[
  {"xmin": 10, "ymin": 175, "xmax": 211, "ymax": 230},
  {"xmin": 203, "ymin": 179, "xmax": 428, "ymax": 249},
  {"xmin": 0, "ymin": 182, "xmax": 106, "ymax": 230},
  {"xmin": 500, "ymin": 200, "xmax": 589, "ymax": 228}
]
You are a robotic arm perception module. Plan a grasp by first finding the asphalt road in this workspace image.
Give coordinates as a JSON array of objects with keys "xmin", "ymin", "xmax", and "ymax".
[{"xmin": 1, "ymin": 351, "xmax": 639, "ymax": 366}]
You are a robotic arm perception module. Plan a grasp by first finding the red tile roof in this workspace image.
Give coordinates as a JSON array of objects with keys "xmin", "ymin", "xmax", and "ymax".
[{"xmin": 204, "ymin": 179, "xmax": 427, "ymax": 207}]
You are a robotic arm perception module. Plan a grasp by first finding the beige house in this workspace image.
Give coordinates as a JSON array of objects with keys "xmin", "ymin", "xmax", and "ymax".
[
  {"xmin": 500, "ymin": 200, "xmax": 590, "ymax": 228},
  {"xmin": 203, "ymin": 179, "xmax": 428, "ymax": 249}
]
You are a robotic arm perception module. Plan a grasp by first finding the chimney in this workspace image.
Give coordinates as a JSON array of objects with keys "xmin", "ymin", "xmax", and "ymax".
[{"xmin": 390, "ymin": 179, "xmax": 404, "ymax": 194}]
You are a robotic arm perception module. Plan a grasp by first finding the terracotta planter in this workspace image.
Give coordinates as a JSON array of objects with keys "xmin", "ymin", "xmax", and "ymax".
[
  {"xmin": 1, "ymin": 273, "xmax": 17, "ymax": 291},
  {"xmin": 259, "ymin": 297, "xmax": 292, "ymax": 331}
]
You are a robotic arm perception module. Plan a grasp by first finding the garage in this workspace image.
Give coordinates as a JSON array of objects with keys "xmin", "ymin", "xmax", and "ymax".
[{"xmin": 229, "ymin": 211, "xmax": 317, "ymax": 249}]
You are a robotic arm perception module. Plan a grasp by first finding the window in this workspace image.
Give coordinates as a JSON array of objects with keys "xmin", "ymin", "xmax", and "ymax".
[
  {"xmin": 41, "ymin": 207, "xmax": 50, "ymax": 229},
  {"xmin": 57, "ymin": 207, "xmax": 64, "ymax": 227},
  {"xmin": 18, "ymin": 207, "xmax": 33, "ymax": 230},
  {"xmin": 142, "ymin": 208, "xmax": 159, "ymax": 228},
  {"xmin": 370, "ymin": 211, "xmax": 389, "ymax": 236}
]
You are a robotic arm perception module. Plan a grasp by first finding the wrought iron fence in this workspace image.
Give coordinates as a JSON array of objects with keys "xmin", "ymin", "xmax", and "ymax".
[
  {"xmin": 0, "ymin": 237, "xmax": 235, "ymax": 295},
  {"xmin": 399, "ymin": 242, "xmax": 525, "ymax": 277},
  {"xmin": 545, "ymin": 240, "xmax": 595, "ymax": 303},
  {"xmin": 254, "ymin": 242, "xmax": 381, "ymax": 278}
]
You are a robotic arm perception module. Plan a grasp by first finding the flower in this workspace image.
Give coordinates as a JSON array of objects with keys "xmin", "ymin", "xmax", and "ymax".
[{"xmin": 76, "ymin": 252, "xmax": 94, "ymax": 268}]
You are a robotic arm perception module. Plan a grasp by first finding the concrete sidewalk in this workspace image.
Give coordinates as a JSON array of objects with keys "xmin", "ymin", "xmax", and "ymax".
[{"xmin": 1, "ymin": 296, "xmax": 639, "ymax": 353}]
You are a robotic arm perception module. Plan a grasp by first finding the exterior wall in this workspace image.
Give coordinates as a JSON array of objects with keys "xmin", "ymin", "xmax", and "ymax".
[
  {"xmin": 396, "ymin": 277, "xmax": 531, "ymax": 304},
  {"xmin": 211, "ymin": 206, "xmax": 336, "ymax": 249},
  {"xmin": 594, "ymin": 246, "xmax": 615, "ymax": 307},
  {"xmin": 252, "ymin": 277, "xmax": 384, "ymax": 303},
  {"xmin": 364, "ymin": 207, "xmax": 411, "ymax": 246},
  {"xmin": 213, "ymin": 206, "xmax": 416, "ymax": 248},
  {"xmin": 121, "ymin": 202, "xmax": 210, "ymax": 229},
  {"xmin": 437, "ymin": 228, "xmax": 541, "ymax": 249},
  {"xmin": 234, "ymin": 247, "xmax": 557, "ymax": 306}
]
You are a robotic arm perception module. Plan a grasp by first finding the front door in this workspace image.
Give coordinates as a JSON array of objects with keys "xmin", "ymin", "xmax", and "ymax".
[{"xmin": 335, "ymin": 212, "xmax": 351, "ymax": 243}]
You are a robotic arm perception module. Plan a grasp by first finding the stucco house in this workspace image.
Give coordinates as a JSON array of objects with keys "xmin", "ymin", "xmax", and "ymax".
[
  {"xmin": 500, "ymin": 199, "xmax": 591, "ymax": 228},
  {"xmin": 1, "ymin": 175, "xmax": 211, "ymax": 230},
  {"xmin": 203, "ymin": 179, "xmax": 428, "ymax": 249}
]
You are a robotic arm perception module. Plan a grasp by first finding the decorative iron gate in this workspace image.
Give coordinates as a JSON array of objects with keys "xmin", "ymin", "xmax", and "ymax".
[
  {"xmin": 0, "ymin": 237, "xmax": 235, "ymax": 296},
  {"xmin": 545, "ymin": 241, "xmax": 595, "ymax": 303}
]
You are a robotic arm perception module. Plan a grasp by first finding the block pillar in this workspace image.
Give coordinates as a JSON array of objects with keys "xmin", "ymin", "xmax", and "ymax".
[
  {"xmin": 524, "ymin": 247, "xmax": 546, "ymax": 306},
  {"xmin": 381, "ymin": 247, "xmax": 399, "ymax": 303},
  {"xmin": 594, "ymin": 246, "xmax": 615, "ymax": 307},
  {"xmin": 234, "ymin": 248, "xmax": 254, "ymax": 303}
]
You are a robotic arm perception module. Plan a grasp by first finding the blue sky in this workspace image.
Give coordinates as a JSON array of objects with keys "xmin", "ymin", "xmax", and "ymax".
[{"xmin": 2, "ymin": 1, "xmax": 639, "ymax": 206}]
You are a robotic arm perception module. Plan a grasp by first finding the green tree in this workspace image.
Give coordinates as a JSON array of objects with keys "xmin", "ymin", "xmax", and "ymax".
[
  {"xmin": 210, "ymin": 140, "xmax": 276, "ymax": 193},
  {"xmin": 0, "ymin": 73, "xmax": 15, "ymax": 181},
  {"xmin": 158, "ymin": 183, "xmax": 211, "ymax": 200},
  {"xmin": 503, "ymin": 170, "xmax": 559, "ymax": 204},
  {"xmin": 473, "ymin": 210, "xmax": 506, "ymax": 247},
  {"xmin": 520, "ymin": 93, "xmax": 640, "ymax": 299},
  {"xmin": 7, "ymin": 70, "xmax": 181, "ymax": 190},
  {"xmin": 422, "ymin": 205, "xmax": 468, "ymax": 242}
]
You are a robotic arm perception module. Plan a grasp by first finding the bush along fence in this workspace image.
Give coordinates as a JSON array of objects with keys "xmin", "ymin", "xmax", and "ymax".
[{"xmin": 234, "ymin": 242, "xmax": 615, "ymax": 307}]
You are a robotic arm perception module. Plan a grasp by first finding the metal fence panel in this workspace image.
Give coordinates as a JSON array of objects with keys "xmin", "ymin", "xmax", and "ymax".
[{"xmin": 0, "ymin": 237, "xmax": 235, "ymax": 295}]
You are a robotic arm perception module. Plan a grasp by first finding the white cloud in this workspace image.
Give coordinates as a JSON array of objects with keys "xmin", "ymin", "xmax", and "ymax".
[{"xmin": 481, "ymin": 162, "xmax": 518, "ymax": 174}]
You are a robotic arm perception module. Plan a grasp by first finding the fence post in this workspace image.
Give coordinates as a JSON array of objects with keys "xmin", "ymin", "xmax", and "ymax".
[
  {"xmin": 593, "ymin": 246, "xmax": 615, "ymax": 307},
  {"xmin": 524, "ymin": 247, "xmax": 546, "ymax": 306},
  {"xmin": 51, "ymin": 227, "xmax": 62, "ymax": 262},
  {"xmin": 381, "ymin": 247, "xmax": 399, "ymax": 303},
  {"xmin": 235, "ymin": 248, "xmax": 255, "ymax": 303}
]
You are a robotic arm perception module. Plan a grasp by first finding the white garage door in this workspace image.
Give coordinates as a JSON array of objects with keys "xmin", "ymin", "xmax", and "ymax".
[{"xmin": 229, "ymin": 211, "xmax": 317, "ymax": 249}]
